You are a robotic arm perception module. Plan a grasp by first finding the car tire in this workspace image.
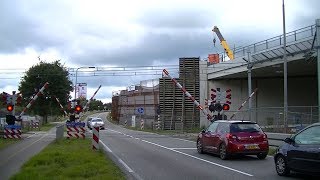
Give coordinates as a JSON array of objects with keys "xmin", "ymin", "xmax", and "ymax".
[
  {"xmin": 257, "ymin": 153, "xmax": 267, "ymax": 160},
  {"xmin": 219, "ymin": 143, "xmax": 228, "ymax": 160},
  {"xmin": 197, "ymin": 139, "xmax": 203, "ymax": 154},
  {"xmin": 275, "ymin": 155, "xmax": 290, "ymax": 176}
]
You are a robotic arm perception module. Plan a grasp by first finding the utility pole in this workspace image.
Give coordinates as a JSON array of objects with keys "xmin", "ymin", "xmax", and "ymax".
[
  {"xmin": 247, "ymin": 52, "xmax": 253, "ymax": 121},
  {"xmin": 316, "ymin": 19, "xmax": 320, "ymax": 122},
  {"xmin": 282, "ymin": 0, "xmax": 288, "ymax": 133}
]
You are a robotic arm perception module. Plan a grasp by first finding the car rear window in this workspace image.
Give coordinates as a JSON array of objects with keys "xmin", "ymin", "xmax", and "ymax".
[{"xmin": 230, "ymin": 123, "xmax": 262, "ymax": 133}]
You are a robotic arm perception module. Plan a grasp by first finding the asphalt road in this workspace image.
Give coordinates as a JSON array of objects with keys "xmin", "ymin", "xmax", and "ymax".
[
  {"xmin": 93, "ymin": 113, "xmax": 317, "ymax": 180},
  {"xmin": 0, "ymin": 128, "xmax": 56, "ymax": 180}
]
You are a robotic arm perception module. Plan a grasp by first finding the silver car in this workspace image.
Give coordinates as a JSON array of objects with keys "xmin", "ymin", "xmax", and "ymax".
[{"xmin": 89, "ymin": 118, "xmax": 105, "ymax": 130}]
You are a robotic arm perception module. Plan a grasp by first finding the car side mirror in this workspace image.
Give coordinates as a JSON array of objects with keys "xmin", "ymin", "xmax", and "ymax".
[
  {"xmin": 284, "ymin": 137, "xmax": 294, "ymax": 144},
  {"xmin": 201, "ymin": 129, "xmax": 206, "ymax": 133}
]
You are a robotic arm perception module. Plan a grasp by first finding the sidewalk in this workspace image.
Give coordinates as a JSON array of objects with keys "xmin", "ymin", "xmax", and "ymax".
[{"xmin": 0, "ymin": 125, "xmax": 59, "ymax": 180}]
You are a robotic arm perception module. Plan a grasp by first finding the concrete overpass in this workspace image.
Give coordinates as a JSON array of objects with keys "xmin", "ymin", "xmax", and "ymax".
[{"xmin": 199, "ymin": 19, "xmax": 319, "ymax": 132}]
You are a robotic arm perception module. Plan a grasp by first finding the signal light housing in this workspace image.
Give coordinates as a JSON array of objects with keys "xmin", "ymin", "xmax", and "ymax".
[
  {"xmin": 222, "ymin": 104, "xmax": 230, "ymax": 111},
  {"xmin": 7, "ymin": 104, "xmax": 14, "ymax": 112},
  {"xmin": 74, "ymin": 105, "xmax": 82, "ymax": 113}
]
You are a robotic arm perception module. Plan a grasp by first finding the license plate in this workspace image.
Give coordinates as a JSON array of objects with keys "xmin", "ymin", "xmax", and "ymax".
[{"xmin": 245, "ymin": 144, "xmax": 259, "ymax": 150}]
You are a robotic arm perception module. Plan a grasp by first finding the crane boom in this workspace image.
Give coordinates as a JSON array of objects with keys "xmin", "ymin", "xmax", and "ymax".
[{"xmin": 212, "ymin": 26, "xmax": 234, "ymax": 60}]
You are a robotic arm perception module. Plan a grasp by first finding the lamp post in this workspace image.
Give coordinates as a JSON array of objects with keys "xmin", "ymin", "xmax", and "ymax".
[
  {"xmin": 74, "ymin": 66, "xmax": 95, "ymax": 101},
  {"xmin": 282, "ymin": 0, "xmax": 288, "ymax": 133}
]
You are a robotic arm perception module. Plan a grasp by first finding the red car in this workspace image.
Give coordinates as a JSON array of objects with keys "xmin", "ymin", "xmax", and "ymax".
[{"xmin": 197, "ymin": 120, "xmax": 269, "ymax": 160}]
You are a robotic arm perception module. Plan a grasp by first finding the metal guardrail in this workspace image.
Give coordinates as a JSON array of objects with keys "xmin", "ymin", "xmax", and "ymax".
[
  {"xmin": 216, "ymin": 24, "xmax": 316, "ymax": 62},
  {"xmin": 223, "ymin": 106, "xmax": 318, "ymax": 133}
]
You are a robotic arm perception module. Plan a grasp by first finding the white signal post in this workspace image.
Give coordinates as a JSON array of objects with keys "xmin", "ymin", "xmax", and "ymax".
[{"xmin": 162, "ymin": 69, "xmax": 213, "ymax": 121}]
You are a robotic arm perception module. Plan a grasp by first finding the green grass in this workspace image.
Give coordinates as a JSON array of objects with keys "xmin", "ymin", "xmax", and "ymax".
[
  {"xmin": 268, "ymin": 146, "xmax": 278, "ymax": 155},
  {"xmin": 10, "ymin": 139, "xmax": 125, "ymax": 180},
  {"xmin": 39, "ymin": 123, "xmax": 57, "ymax": 131}
]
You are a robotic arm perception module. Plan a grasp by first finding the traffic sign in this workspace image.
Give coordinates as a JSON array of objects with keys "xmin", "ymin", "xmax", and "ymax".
[{"xmin": 137, "ymin": 107, "xmax": 144, "ymax": 114}]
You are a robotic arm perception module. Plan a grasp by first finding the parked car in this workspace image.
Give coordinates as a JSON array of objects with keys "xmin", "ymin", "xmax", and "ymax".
[
  {"xmin": 197, "ymin": 120, "xmax": 269, "ymax": 160},
  {"xmin": 89, "ymin": 118, "xmax": 105, "ymax": 130},
  {"xmin": 274, "ymin": 123, "xmax": 320, "ymax": 176}
]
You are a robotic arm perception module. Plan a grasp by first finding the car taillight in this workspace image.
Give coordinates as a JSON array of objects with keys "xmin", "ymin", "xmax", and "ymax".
[
  {"xmin": 226, "ymin": 133, "xmax": 237, "ymax": 140},
  {"xmin": 262, "ymin": 133, "xmax": 267, "ymax": 140}
]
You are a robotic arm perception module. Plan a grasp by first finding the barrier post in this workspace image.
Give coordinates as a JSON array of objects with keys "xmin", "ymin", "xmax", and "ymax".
[{"xmin": 92, "ymin": 126, "xmax": 99, "ymax": 150}]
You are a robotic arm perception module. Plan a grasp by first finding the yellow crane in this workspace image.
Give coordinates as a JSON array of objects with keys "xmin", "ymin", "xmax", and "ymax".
[{"xmin": 212, "ymin": 26, "xmax": 234, "ymax": 60}]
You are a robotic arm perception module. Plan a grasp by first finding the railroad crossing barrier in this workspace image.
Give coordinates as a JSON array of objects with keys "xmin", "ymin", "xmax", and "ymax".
[
  {"xmin": 3, "ymin": 125, "xmax": 22, "ymax": 139},
  {"xmin": 92, "ymin": 126, "xmax": 99, "ymax": 150},
  {"xmin": 30, "ymin": 120, "xmax": 40, "ymax": 130},
  {"xmin": 66, "ymin": 122, "xmax": 86, "ymax": 139}
]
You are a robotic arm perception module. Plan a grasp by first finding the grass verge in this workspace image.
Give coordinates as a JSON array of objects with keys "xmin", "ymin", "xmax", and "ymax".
[
  {"xmin": 39, "ymin": 123, "xmax": 57, "ymax": 132},
  {"xmin": 10, "ymin": 139, "xmax": 125, "ymax": 180}
]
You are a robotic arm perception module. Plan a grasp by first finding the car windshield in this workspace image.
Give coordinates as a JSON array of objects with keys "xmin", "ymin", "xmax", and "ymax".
[
  {"xmin": 230, "ymin": 123, "xmax": 262, "ymax": 133},
  {"xmin": 91, "ymin": 119, "xmax": 103, "ymax": 122}
]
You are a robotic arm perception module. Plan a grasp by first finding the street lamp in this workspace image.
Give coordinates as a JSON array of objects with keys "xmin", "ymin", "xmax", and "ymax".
[
  {"xmin": 74, "ymin": 66, "xmax": 96, "ymax": 100},
  {"xmin": 282, "ymin": 0, "xmax": 288, "ymax": 133}
]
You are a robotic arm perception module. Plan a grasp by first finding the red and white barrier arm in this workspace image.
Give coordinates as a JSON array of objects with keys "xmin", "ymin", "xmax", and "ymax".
[
  {"xmin": 83, "ymin": 85, "xmax": 102, "ymax": 111},
  {"xmin": 230, "ymin": 88, "xmax": 258, "ymax": 119},
  {"xmin": 19, "ymin": 82, "xmax": 49, "ymax": 117},
  {"xmin": 55, "ymin": 96, "xmax": 68, "ymax": 116},
  {"xmin": 162, "ymin": 69, "xmax": 213, "ymax": 121}
]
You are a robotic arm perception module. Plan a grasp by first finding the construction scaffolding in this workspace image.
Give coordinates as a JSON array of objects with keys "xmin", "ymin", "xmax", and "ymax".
[{"xmin": 112, "ymin": 57, "xmax": 201, "ymax": 130}]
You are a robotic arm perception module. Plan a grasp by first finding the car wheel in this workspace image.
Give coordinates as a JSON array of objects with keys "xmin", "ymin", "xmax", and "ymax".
[
  {"xmin": 257, "ymin": 153, "xmax": 267, "ymax": 160},
  {"xmin": 219, "ymin": 143, "xmax": 228, "ymax": 160},
  {"xmin": 197, "ymin": 139, "xmax": 203, "ymax": 154},
  {"xmin": 275, "ymin": 155, "xmax": 290, "ymax": 176}
]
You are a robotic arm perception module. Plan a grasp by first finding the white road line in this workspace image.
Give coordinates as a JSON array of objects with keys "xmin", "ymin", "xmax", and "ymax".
[
  {"xmin": 170, "ymin": 148, "xmax": 197, "ymax": 150},
  {"xmin": 99, "ymin": 140, "xmax": 112, "ymax": 153},
  {"xmin": 140, "ymin": 139, "xmax": 253, "ymax": 177},
  {"xmin": 108, "ymin": 128, "xmax": 253, "ymax": 177},
  {"xmin": 26, "ymin": 133, "xmax": 38, "ymax": 139},
  {"xmin": 99, "ymin": 140, "xmax": 134, "ymax": 173},
  {"xmin": 118, "ymin": 159, "xmax": 134, "ymax": 173}
]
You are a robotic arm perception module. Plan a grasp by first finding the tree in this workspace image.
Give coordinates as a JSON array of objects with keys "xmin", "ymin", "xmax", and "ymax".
[
  {"xmin": 88, "ymin": 99, "xmax": 104, "ymax": 111},
  {"xmin": 18, "ymin": 60, "xmax": 73, "ymax": 123}
]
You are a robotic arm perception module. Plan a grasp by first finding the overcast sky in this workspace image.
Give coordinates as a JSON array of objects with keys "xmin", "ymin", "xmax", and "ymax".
[{"xmin": 0, "ymin": 0, "xmax": 319, "ymax": 103}]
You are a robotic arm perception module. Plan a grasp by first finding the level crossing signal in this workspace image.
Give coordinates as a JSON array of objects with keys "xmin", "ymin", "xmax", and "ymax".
[
  {"xmin": 7, "ymin": 104, "xmax": 14, "ymax": 112},
  {"xmin": 74, "ymin": 105, "xmax": 83, "ymax": 114}
]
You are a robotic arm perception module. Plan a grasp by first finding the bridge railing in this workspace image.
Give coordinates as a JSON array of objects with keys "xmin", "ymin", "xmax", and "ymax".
[{"xmin": 217, "ymin": 24, "xmax": 316, "ymax": 62}]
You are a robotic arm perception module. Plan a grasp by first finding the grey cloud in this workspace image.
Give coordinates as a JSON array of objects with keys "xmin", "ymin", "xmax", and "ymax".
[{"xmin": 136, "ymin": 7, "xmax": 214, "ymax": 29}]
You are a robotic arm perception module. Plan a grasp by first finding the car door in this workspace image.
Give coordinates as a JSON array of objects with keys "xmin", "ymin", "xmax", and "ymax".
[
  {"xmin": 202, "ymin": 122, "xmax": 219, "ymax": 152},
  {"xmin": 287, "ymin": 125, "xmax": 320, "ymax": 173},
  {"xmin": 214, "ymin": 123, "xmax": 229, "ymax": 152}
]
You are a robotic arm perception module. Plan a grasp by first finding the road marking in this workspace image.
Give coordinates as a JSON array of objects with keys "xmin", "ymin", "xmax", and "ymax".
[
  {"xmin": 0, "ymin": 133, "xmax": 48, "ymax": 167},
  {"xmin": 118, "ymin": 159, "xmax": 134, "ymax": 173},
  {"xmin": 99, "ymin": 140, "xmax": 112, "ymax": 152},
  {"xmin": 170, "ymin": 148, "xmax": 197, "ymax": 150},
  {"xmin": 108, "ymin": 129, "xmax": 253, "ymax": 177},
  {"xmin": 140, "ymin": 139, "xmax": 253, "ymax": 177},
  {"xmin": 26, "ymin": 133, "xmax": 38, "ymax": 139},
  {"xmin": 99, "ymin": 140, "xmax": 134, "ymax": 173}
]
